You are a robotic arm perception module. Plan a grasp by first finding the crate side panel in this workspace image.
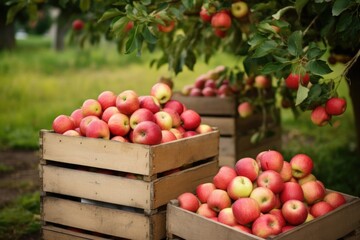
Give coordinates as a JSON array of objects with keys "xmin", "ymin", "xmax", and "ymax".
[
  {"xmin": 201, "ymin": 117, "xmax": 235, "ymax": 136},
  {"xmin": 42, "ymin": 131, "xmax": 151, "ymax": 175},
  {"xmin": 42, "ymin": 225, "xmax": 110, "ymax": 240},
  {"xmin": 42, "ymin": 165, "xmax": 151, "ymax": 209},
  {"xmin": 152, "ymin": 160, "xmax": 218, "ymax": 208},
  {"xmin": 43, "ymin": 196, "xmax": 151, "ymax": 239}
]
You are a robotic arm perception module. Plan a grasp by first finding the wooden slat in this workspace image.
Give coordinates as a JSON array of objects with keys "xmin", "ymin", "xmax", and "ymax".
[
  {"xmin": 201, "ymin": 117, "xmax": 235, "ymax": 135},
  {"xmin": 43, "ymin": 225, "xmax": 110, "ymax": 240}
]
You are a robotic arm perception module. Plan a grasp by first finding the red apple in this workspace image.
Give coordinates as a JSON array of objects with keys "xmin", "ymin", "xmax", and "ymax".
[
  {"xmin": 213, "ymin": 165, "xmax": 237, "ymax": 190},
  {"xmin": 86, "ymin": 119, "xmax": 110, "ymax": 139},
  {"xmin": 218, "ymin": 207, "xmax": 237, "ymax": 226},
  {"xmin": 70, "ymin": 108, "xmax": 83, "ymax": 128},
  {"xmin": 196, "ymin": 182, "xmax": 216, "ymax": 203},
  {"xmin": 280, "ymin": 182, "xmax": 304, "ymax": 204},
  {"xmin": 124, "ymin": 21, "xmax": 134, "ymax": 32},
  {"xmin": 217, "ymin": 84, "xmax": 233, "ymax": 96},
  {"xmin": 207, "ymin": 189, "xmax": 232, "ymax": 212},
  {"xmin": 150, "ymin": 82, "xmax": 172, "ymax": 104},
  {"xmin": 160, "ymin": 130, "xmax": 177, "ymax": 143},
  {"xmin": 213, "ymin": 28, "xmax": 227, "ymax": 38},
  {"xmin": 250, "ymin": 187, "xmax": 276, "ymax": 213},
  {"xmin": 52, "ymin": 114, "xmax": 75, "ymax": 134},
  {"xmin": 310, "ymin": 201, "xmax": 334, "ymax": 218},
  {"xmin": 235, "ymin": 157, "xmax": 259, "ymax": 182},
  {"xmin": 130, "ymin": 108, "xmax": 155, "ymax": 129},
  {"xmin": 199, "ymin": 6, "xmax": 213, "ymax": 23},
  {"xmin": 157, "ymin": 20, "xmax": 175, "ymax": 33},
  {"xmin": 298, "ymin": 173, "xmax": 317, "ymax": 185},
  {"xmin": 180, "ymin": 109, "xmax": 201, "ymax": 131},
  {"xmin": 101, "ymin": 106, "xmax": 120, "ymax": 123},
  {"xmin": 257, "ymin": 170, "xmax": 284, "ymax": 194},
  {"xmin": 63, "ymin": 129, "xmax": 80, "ymax": 136},
  {"xmin": 237, "ymin": 102, "xmax": 253, "ymax": 118},
  {"xmin": 254, "ymin": 75, "xmax": 271, "ymax": 89},
  {"xmin": 227, "ymin": 176, "xmax": 253, "ymax": 200},
  {"xmin": 183, "ymin": 131, "xmax": 198, "ymax": 138},
  {"xmin": 132, "ymin": 121, "xmax": 162, "ymax": 145},
  {"xmin": 116, "ymin": 90, "xmax": 140, "ymax": 115},
  {"xmin": 282, "ymin": 225, "xmax": 295, "ymax": 233},
  {"xmin": 232, "ymin": 197, "xmax": 261, "ymax": 225},
  {"xmin": 82, "ymin": 99, "xmax": 102, "ymax": 117},
  {"xmin": 169, "ymin": 128, "xmax": 183, "ymax": 139},
  {"xmin": 162, "ymin": 108, "xmax": 181, "ymax": 128},
  {"xmin": 97, "ymin": 90, "xmax": 117, "ymax": 110},
  {"xmin": 311, "ymin": 105, "xmax": 331, "ymax": 126},
  {"xmin": 72, "ymin": 19, "xmax": 84, "ymax": 31},
  {"xmin": 325, "ymin": 97, "xmax": 347, "ymax": 116},
  {"xmin": 301, "ymin": 180, "xmax": 325, "ymax": 205},
  {"xmin": 108, "ymin": 113, "xmax": 130, "ymax": 137},
  {"xmin": 111, "ymin": 135, "xmax": 128, "ymax": 142},
  {"xmin": 290, "ymin": 153, "xmax": 314, "ymax": 179},
  {"xmin": 285, "ymin": 73, "xmax": 310, "ymax": 90},
  {"xmin": 164, "ymin": 100, "xmax": 184, "ymax": 115},
  {"xmin": 232, "ymin": 224, "xmax": 252, "ymax": 234},
  {"xmin": 79, "ymin": 115, "xmax": 98, "ymax": 136},
  {"xmin": 269, "ymin": 208, "xmax": 286, "ymax": 228},
  {"xmin": 279, "ymin": 161, "xmax": 293, "ymax": 182},
  {"xmin": 202, "ymin": 86, "xmax": 217, "ymax": 96},
  {"xmin": 196, "ymin": 203, "xmax": 217, "ymax": 218},
  {"xmin": 194, "ymin": 75, "xmax": 208, "ymax": 89},
  {"xmin": 324, "ymin": 192, "xmax": 346, "ymax": 209},
  {"xmin": 211, "ymin": 11, "xmax": 231, "ymax": 30},
  {"xmin": 259, "ymin": 150, "xmax": 284, "ymax": 172},
  {"xmin": 139, "ymin": 95, "xmax": 161, "ymax": 114},
  {"xmin": 252, "ymin": 214, "xmax": 281, "ymax": 238},
  {"xmin": 177, "ymin": 192, "xmax": 200, "ymax": 212},
  {"xmin": 189, "ymin": 87, "xmax": 203, "ymax": 96},
  {"xmin": 154, "ymin": 110, "xmax": 173, "ymax": 130},
  {"xmin": 281, "ymin": 199, "xmax": 308, "ymax": 225}
]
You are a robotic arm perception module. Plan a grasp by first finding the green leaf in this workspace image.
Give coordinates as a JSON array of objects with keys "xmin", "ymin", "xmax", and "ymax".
[
  {"xmin": 332, "ymin": 0, "xmax": 351, "ymax": 16},
  {"xmin": 306, "ymin": 45, "xmax": 326, "ymax": 60},
  {"xmin": 125, "ymin": 26, "xmax": 139, "ymax": 54},
  {"xmin": 141, "ymin": 0, "xmax": 152, "ymax": 5},
  {"xmin": 142, "ymin": 26, "xmax": 157, "ymax": 44},
  {"xmin": 336, "ymin": 13, "xmax": 353, "ymax": 33},
  {"xmin": 181, "ymin": 0, "xmax": 194, "ymax": 9},
  {"xmin": 295, "ymin": 84, "xmax": 310, "ymax": 105},
  {"xmin": 252, "ymin": 40, "xmax": 278, "ymax": 58},
  {"xmin": 111, "ymin": 17, "xmax": 128, "ymax": 33},
  {"xmin": 306, "ymin": 60, "xmax": 333, "ymax": 76},
  {"xmin": 295, "ymin": 0, "xmax": 310, "ymax": 16},
  {"xmin": 261, "ymin": 62, "xmax": 288, "ymax": 75},
  {"xmin": 184, "ymin": 50, "xmax": 196, "ymax": 71},
  {"xmin": 272, "ymin": 6, "xmax": 295, "ymax": 20},
  {"xmin": 288, "ymin": 31, "xmax": 303, "ymax": 57},
  {"xmin": 6, "ymin": 2, "xmax": 26, "ymax": 24},
  {"xmin": 98, "ymin": 8, "xmax": 123, "ymax": 23},
  {"xmin": 79, "ymin": 0, "xmax": 90, "ymax": 12}
]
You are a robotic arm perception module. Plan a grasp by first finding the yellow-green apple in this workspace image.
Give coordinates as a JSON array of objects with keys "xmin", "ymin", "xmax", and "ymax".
[
  {"xmin": 180, "ymin": 109, "xmax": 201, "ymax": 131},
  {"xmin": 237, "ymin": 102, "xmax": 253, "ymax": 118},
  {"xmin": 116, "ymin": 90, "xmax": 140, "ymax": 115},
  {"xmin": 160, "ymin": 130, "xmax": 177, "ymax": 143},
  {"xmin": 158, "ymin": 76, "xmax": 174, "ymax": 90},
  {"xmin": 232, "ymin": 224, "xmax": 252, "ymax": 234},
  {"xmin": 150, "ymin": 82, "xmax": 172, "ymax": 104},
  {"xmin": 254, "ymin": 75, "xmax": 271, "ymax": 89},
  {"xmin": 280, "ymin": 182, "xmax": 304, "ymax": 204},
  {"xmin": 169, "ymin": 128, "xmax": 183, "ymax": 139},
  {"xmin": 257, "ymin": 170, "xmax": 284, "ymax": 194},
  {"xmin": 132, "ymin": 121, "xmax": 162, "ymax": 145},
  {"xmin": 298, "ymin": 173, "xmax": 317, "ymax": 185},
  {"xmin": 177, "ymin": 192, "xmax": 200, "ymax": 212},
  {"xmin": 207, "ymin": 189, "xmax": 232, "ymax": 212},
  {"xmin": 63, "ymin": 129, "xmax": 80, "ymax": 136},
  {"xmin": 162, "ymin": 108, "xmax": 181, "ymax": 128},
  {"xmin": 199, "ymin": 6, "xmax": 213, "ymax": 23},
  {"xmin": 281, "ymin": 199, "xmax": 308, "ymax": 225},
  {"xmin": 157, "ymin": 20, "xmax": 175, "ymax": 33},
  {"xmin": 290, "ymin": 153, "xmax": 314, "ymax": 179},
  {"xmin": 164, "ymin": 99, "xmax": 184, "ymax": 115},
  {"xmin": 324, "ymin": 192, "xmax": 346, "ymax": 209},
  {"xmin": 325, "ymin": 97, "xmax": 347, "ymax": 116},
  {"xmin": 234, "ymin": 157, "xmax": 259, "ymax": 182},
  {"xmin": 227, "ymin": 176, "xmax": 253, "ymax": 200},
  {"xmin": 139, "ymin": 95, "xmax": 161, "ymax": 114},
  {"xmin": 97, "ymin": 90, "xmax": 117, "ymax": 110},
  {"xmin": 101, "ymin": 106, "xmax": 120, "ymax": 123},
  {"xmin": 269, "ymin": 208, "xmax": 286, "ymax": 228},
  {"xmin": 281, "ymin": 225, "xmax": 295, "ymax": 233},
  {"xmin": 196, "ymin": 124, "xmax": 213, "ymax": 134},
  {"xmin": 52, "ymin": 114, "xmax": 75, "ymax": 134},
  {"xmin": 232, "ymin": 197, "xmax": 261, "ymax": 225},
  {"xmin": 305, "ymin": 212, "xmax": 314, "ymax": 222},
  {"xmin": 310, "ymin": 201, "xmax": 334, "ymax": 218},
  {"xmin": 285, "ymin": 73, "xmax": 310, "ymax": 90},
  {"xmin": 85, "ymin": 119, "xmax": 110, "ymax": 139},
  {"xmin": 211, "ymin": 11, "xmax": 232, "ymax": 30},
  {"xmin": 79, "ymin": 115, "xmax": 99, "ymax": 136},
  {"xmin": 301, "ymin": 180, "xmax": 325, "ymax": 205},
  {"xmin": 72, "ymin": 19, "xmax": 84, "ymax": 31},
  {"xmin": 82, "ymin": 99, "xmax": 102, "ymax": 117},
  {"xmin": 218, "ymin": 207, "xmax": 237, "ymax": 226},
  {"xmin": 252, "ymin": 214, "xmax": 281, "ymax": 238},
  {"xmin": 311, "ymin": 105, "xmax": 331, "ymax": 126},
  {"xmin": 250, "ymin": 187, "xmax": 276, "ymax": 213},
  {"xmin": 213, "ymin": 165, "xmax": 237, "ymax": 190},
  {"xmin": 111, "ymin": 135, "xmax": 128, "ymax": 142},
  {"xmin": 108, "ymin": 113, "xmax": 130, "ymax": 137},
  {"xmin": 202, "ymin": 86, "xmax": 217, "ymax": 96},
  {"xmin": 231, "ymin": 1, "xmax": 248, "ymax": 18},
  {"xmin": 181, "ymin": 85, "xmax": 193, "ymax": 96},
  {"xmin": 70, "ymin": 108, "xmax": 83, "ymax": 128},
  {"xmin": 129, "ymin": 108, "xmax": 155, "ymax": 129},
  {"xmin": 279, "ymin": 161, "xmax": 292, "ymax": 182},
  {"xmin": 154, "ymin": 111, "xmax": 173, "ymax": 130},
  {"xmin": 196, "ymin": 203, "xmax": 217, "ymax": 218},
  {"xmin": 196, "ymin": 182, "xmax": 216, "ymax": 203},
  {"xmin": 259, "ymin": 150, "xmax": 284, "ymax": 172},
  {"xmin": 183, "ymin": 131, "xmax": 198, "ymax": 138}
]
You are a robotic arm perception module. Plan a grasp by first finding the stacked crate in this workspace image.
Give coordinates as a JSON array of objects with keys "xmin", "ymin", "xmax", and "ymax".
[{"xmin": 39, "ymin": 129, "xmax": 220, "ymax": 239}]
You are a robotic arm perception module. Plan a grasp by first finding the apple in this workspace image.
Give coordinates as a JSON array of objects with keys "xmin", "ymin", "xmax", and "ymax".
[
  {"xmin": 231, "ymin": 1, "xmax": 249, "ymax": 19},
  {"xmin": 199, "ymin": 6, "xmax": 213, "ymax": 23},
  {"xmin": 194, "ymin": 75, "xmax": 208, "ymax": 89},
  {"xmin": 85, "ymin": 119, "xmax": 110, "ymax": 139},
  {"xmin": 250, "ymin": 187, "xmax": 276, "ymax": 213},
  {"xmin": 82, "ymin": 99, "xmax": 102, "ymax": 117},
  {"xmin": 70, "ymin": 108, "xmax": 83, "ymax": 128},
  {"xmin": 218, "ymin": 207, "xmax": 237, "ymax": 226},
  {"xmin": 130, "ymin": 108, "xmax": 155, "ymax": 129},
  {"xmin": 213, "ymin": 28, "xmax": 227, "ymax": 38},
  {"xmin": 204, "ymin": 79, "xmax": 217, "ymax": 89},
  {"xmin": 301, "ymin": 180, "xmax": 325, "ymax": 205},
  {"xmin": 281, "ymin": 199, "xmax": 308, "ymax": 225},
  {"xmin": 202, "ymin": 86, "xmax": 217, "ymax": 96},
  {"xmin": 269, "ymin": 208, "xmax": 286, "ymax": 228},
  {"xmin": 213, "ymin": 165, "xmax": 237, "ymax": 190},
  {"xmin": 298, "ymin": 173, "xmax": 317, "ymax": 185},
  {"xmin": 111, "ymin": 135, "xmax": 128, "ymax": 142},
  {"xmin": 108, "ymin": 113, "xmax": 131, "ymax": 137},
  {"xmin": 227, "ymin": 176, "xmax": 253, "ymax": 200},
  {"xmin": 164, "ymin": 100, "xmax": 184, "ymax": 115},
  {"xmin": 196, "ymin": 203, "xmax": 217, "ymax": 218},
  {"xmin": 189, "ymin": 87, "xmax": 203, "ymax": 96},
  {"xmin": 53, "ymin": 114, "xmax": 75, "ymax": 134},
  {"xmin": 280, "ymin": 182, "xmax": 304, "ymax": 204},
  {"xmin": 132, "ymin": 121, "xmax": 162, "ymax": 145},
  {"xmin": 237, "ymin": 102, "xmax": 253, "ymax": 118},
  {"xmin": 162, "ymin": 108, "xmax": 181, "ymax": 128},
  {"xmin": 282, "ymin": 225, "xmax": 295, "ymax": 233},
  {"xmin": 217, "ymin": 84, "xmax": 233, "ymax": 96},
  {"xmin": 124, "ymin": 21, "xmax": 134, "ymax": 32},
  {"xmin": 325, "ymin": 97, "xmax": 347, "ymax": 116},
  {"xmin": 72, "ymin": 19, "xmax": 84, "ymax": 31},
  {"xmin": 63, "ymin": 129, "xmax": 80, "ymax": 136},
  {"xmin": 211, "ymin": 11, "xmax": 231, "ymax": 30},
  {"xmin": 196, "ymin": 182, "xmax": 216, "ymax": 203},
  {"xmin": 324, "ymin": 192, "xmax": 346, "ymax": 209},
  {"xmin": 234, "ymin": 157, "xmax": 259, "ymax": 182},
  {"xmin": 232, "ymin": 197, "xmax": 261, "ymax": 225},
  {"xmin": 116, "ymin": 90, "xmax": 140, "ymax": 115},
  {"xmin": 279, "ymin": 161, "xmax": 293, "ymax": 182},
  {"xmin": 101, "ymin": 106, "xmax": 120, "ymax": 123},
  {"xmin": 195, "ymin": 124, "xmax": 213, "ymax": 134},
  {"xmin": 154, "ymin": 111, "xmax": 173, "ymax": 130},
  {"xmin": 311, "ymin": 105, "xmax": 331, "ymax": 126},
  {"xmin": 305, "ymin": 212, "xmax": 315, "ymax": 222},
  {"xmin": 232, "ymin": 224, "xmax": 252, "ymax": 234},
  {"xmin": 79, "ymin": 115, "xmax": 98, "ymax": 136},
  {"xmin": 97, "ymin": 90, "xmax": 117, "ymax": 110},
  {"xmin": 285, "ymin": 73, "xmax": 310, "ymax": 90},
  {"xmin": 256, "ymin": 170, "xmax": 284, "ymax": 194},
  {"xmin": 177, "ymin": 192, "xmax": 200, "ymax": 212},
  {"xmin": 183, "ymin": 131, "xmax": 198, "ymax": 138},
  {"xmin": 139, "ymin": 95, "xmax": 161, "ymax": 114},
  {"xmin": 150, "ymin": 82, "xmax": 172, "ymax": 104},
  {"xmin": 259, "ymin": 150, "xmax": 284, "ymax": 173},
  {"xmin": 310, "ymin": 201, "xmax": 334, "ymax": 218},
  {"xmin": 157, "ymin": 20, "xmax": 175, "ymax": 33},
  {"xmin": 169, "ymin": 128, "xmax": 183, "ymax": 139},
  {"xmin": 290, "ymin": 153, "xmax": 314, "ymax": 178},
  {"xmin": 160, "ymin": 130, "xmax": 177, "ymax": 143},
  {"xmin": 254, "ymin": 75, "xmax": 271, "ymax": 89},
  {"xmin": 252, "ymin": 214, "xmax": 281, "ymax": 238},
  {"xmin": 180, "ymin": 109, "xmax": 201, "ymax": 131},
  {"xmin": 207, "ymin": 189, "xmax": 232, "ymax": 212}
]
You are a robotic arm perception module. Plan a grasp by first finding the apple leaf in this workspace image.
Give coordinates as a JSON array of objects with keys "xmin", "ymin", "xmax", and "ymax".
[
  {"xmin": 332, "ymin": 0, "xmax": 351, "ymax": 16},
  {"xmin": 6, "ymin": 2, "xmax": 26, "ymax": 24},
  {"xmin": 306, "ymin": 44, "xmax": 326, "ymax": 60},
  {"xmin": 295, "ymin": 0, "xmax": 310, "ymax": 16},
  {"xmin": 252, "ymin": 40, "xmax": 278, "ymax": 58},
  {"xmin": 306, "ymin": 60, "xmax": 333, "ymax": 76},
  {"xmin": 288, "ymin": 31, "xmax": 303, "ymax": 57},
  {"xmin": 98, "ymin": 8, "xmax": 123, "ymax": 23},
  {"xmin": 79, "ymin": 0, "xmax": 90, "ymax": 12},
  {"xmin": 272, "ymin": 6, "xmax": 295, "ymax": 20},
  {"xmin": 142, "ymin": 26, "xmax": 157, "ymax": 44},
  {"xmin": 261, "ymin": 62, "xmax": 289, "ymax": 75},
  {"xmin": 295, "ymin": 84, "xmax": 310, "ymax": 106},
  {"xmin": 181, "ymin": 0, "xmax": 194, "ymax": 9}
]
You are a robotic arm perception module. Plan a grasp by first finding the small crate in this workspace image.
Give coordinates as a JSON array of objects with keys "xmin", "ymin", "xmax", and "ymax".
[
  {"xmin": 166, "ymin": 190, "xmax": 360, "ymax": 240},
  {"xmin": 172, "ymin": 93, "xmax": 282, "ymax": 166},
  {"xmin": 39, "ymin": 129, "xmax": 220, "ymax": 240}
]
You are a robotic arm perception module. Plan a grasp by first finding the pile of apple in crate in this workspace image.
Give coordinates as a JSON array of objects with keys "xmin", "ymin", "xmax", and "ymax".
[
  {"xmin": 167, "ymin": 150, "xmax": 360, "ymax": 240},
  {"xmin": 40, "ymin": 82, "xmax": 220, "ymax": 239}
]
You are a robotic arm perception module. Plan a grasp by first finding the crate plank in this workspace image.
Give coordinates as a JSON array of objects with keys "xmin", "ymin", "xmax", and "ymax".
[
  {"xmin": 201, "ymin": 117, "xmax": 235, "ymax": 135},
  {"xmin": 43, "ymin": 225, "xmax": 110, "ymax": 240}
]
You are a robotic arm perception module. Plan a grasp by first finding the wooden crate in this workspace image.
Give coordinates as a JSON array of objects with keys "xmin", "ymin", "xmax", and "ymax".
[
  {"xmin": 39, "ymin": 129, "xmax": 220, "ymax": 240},
  {"xmin": 166, "ymin": 190, "xmax": 360, "ymax": 240},
  {"xmin": 172, "ymin": 93, "xmax": 282, "ymax": 166}
]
